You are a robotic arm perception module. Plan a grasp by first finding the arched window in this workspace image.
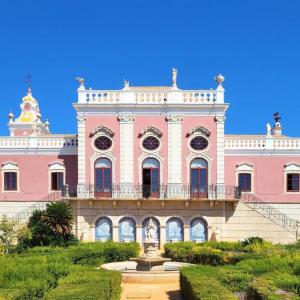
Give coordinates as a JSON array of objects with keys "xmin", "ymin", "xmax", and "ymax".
[
  {"xmin": 95, "ymin": 158, "xmax": 112, "ymax": 197},
  {"xmin": 142, "ymin": 217, "xmax": 160, "ymax": 243},
  {"xmin": 166, "ymin": 217, "xmax": 184, "ymax": 242},
  {"xmin": 119, "ymin": 217, "xmax": 136, "ymax": 242},
  {"xmin": 190, "ymin": 158, "xmax": 208, "ymax": 198},
  {"xmin": 190, "ymin": 217, "xmax": 207, "ymax": 242},
  {"xmin": 142, "ymin": 158, "xmax": 160, "ymax": 198},
  {"xmin": 95, "ymin": 217, "xmax": 112, "ymax": 241}
]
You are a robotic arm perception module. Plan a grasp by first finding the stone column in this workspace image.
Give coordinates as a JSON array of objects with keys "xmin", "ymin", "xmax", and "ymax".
[
  {"xmin": 215, "ymin": 115, "xmax": 226, "ymax": 199},
  {"xmin": 118, "ymin": 115, "xmax": 135, "ymax": 198},
  {"xmin": 112, "ymin": 225, "xmax": 119, "ymax": 242},
  {"xmin": 136, "ymin": 224, "xmax": 143, "ymax": 248},
  {"xmin": 77, "ymin": 113, "xmax": 87, "ymax": 198},
  {"xmin": 184, "ymin": 225, "xmax": 190, "ymax": 241},
  {"xmin": 166, "ymin": 115, "xmax": 183, "ymax": 199},
  {"xmin": 160, "ymin": 225, "xmax": 166, "ymax": 250}
]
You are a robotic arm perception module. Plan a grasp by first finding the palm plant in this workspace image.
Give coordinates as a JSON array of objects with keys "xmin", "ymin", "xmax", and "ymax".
[{"xmin": 41, "ymin": 202, "xmax": 73, "ymax": 237}]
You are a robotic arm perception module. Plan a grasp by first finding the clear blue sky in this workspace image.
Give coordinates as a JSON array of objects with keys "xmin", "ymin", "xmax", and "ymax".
[{"xmin": 0, "ymin": 0, "xmax": 299, "ymax": 136}]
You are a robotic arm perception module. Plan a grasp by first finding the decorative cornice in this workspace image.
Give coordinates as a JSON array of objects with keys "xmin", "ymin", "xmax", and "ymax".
[
  {"xmin": 165, "ymin": 115, "xmax": 183, "ymax": 123},
  {"xmin": 186, "ymin": 126, "xmax": 211, "ymax": 138},
  {"xmin": 138, "ymin": 126, "xmax": 163, "ymax": 138},
  {"xmin": 117, "ymin": 115, "xmax": 135, "ymax": 123},
  {"xmin": 214, "ymin": 115, "xmax": 226, "ymax": 123},
  {"xmin": 89, "ymin": 126, "xmax": 114, "ymax": 138},
  {"xmin": 77, "ymin": 114, "xmax": 86, "ymax": 123}
]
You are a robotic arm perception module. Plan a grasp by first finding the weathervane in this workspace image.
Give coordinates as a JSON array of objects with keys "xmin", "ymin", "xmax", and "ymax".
[
  {"xmin": 26, "ymin": 74, "xmax": 32, "ymax": 90},
  {"xmin": 273, "ymin": 112, "xmax": 281, "ymax": 123}
]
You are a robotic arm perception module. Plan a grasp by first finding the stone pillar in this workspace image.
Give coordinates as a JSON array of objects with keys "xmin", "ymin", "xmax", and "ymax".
[
  {"xmin": 166, "ymin": 115, "xmax": 183, "ymax": 199},
  {"xmin": 112, "ymin": 225, "xmax": 119, "ymax": 242},
  {"xmin": 77, "ymin": 114, "xmax": 87, "ymax": 198},
  {"xmin": 215, "ymin": 115, "xmax": 226, "ymax": 199},
  {"xmin": 160, "ymin": 225, "xmax": 166, "ymax": 250},
  {"xmin": 118, "ymin": 115, "xmax": 135, "ymax": 198},
  {"xmin": 184, "ymin": 225, "xmax": 190, "ymax": 241},
  {"xmin": 136, "ymin": 224, "xmax": 143, "ymax": 247}
]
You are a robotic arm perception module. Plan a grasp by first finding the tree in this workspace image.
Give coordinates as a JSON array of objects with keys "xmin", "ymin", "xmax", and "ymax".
[
  {"xmin": 0, "ymin": 215, "xmax": 16, "ymax": 254},
  {"xmin": 42, "ymin": 202, "xmax": 73, "ymax": 237}
]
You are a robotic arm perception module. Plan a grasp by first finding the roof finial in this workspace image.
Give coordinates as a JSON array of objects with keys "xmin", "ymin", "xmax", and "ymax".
[
  {"xmin": 215, "ymin": 74, "xmax": 225, "ymax": 86},
  {"xmin": 172, "ymin": 68, "xmax": 178, "ymax": 87},
  {"xmin": 26, "ymin": 74, "xmax": 32, "ymax": 94},
  {"xmin": 273, "ymin": 112, "xmax": 281, "ymax": 123}
]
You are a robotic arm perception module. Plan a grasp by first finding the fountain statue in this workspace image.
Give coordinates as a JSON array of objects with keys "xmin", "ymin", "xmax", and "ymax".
[{"xmin": 129, "ymin": 217, "xmax": 171, "ymax": 270}]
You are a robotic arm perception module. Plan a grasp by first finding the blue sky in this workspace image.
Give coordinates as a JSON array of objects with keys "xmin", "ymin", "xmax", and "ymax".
[{"xmin": 0, "ymin": 0, "xmax": 300, "ymax": 136}]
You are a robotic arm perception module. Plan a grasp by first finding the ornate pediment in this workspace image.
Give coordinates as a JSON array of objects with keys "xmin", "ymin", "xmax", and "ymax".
[
  {"xmin": 138, "ymin": 126, "xmax": 163, "ymax": 138},
  {"xmin": 186, "ymin": 126, "xmax": 211, "ymax": 138},
  {"xmin": 90, "ymin": 126, "xmax": 114, "ymax": 138}
]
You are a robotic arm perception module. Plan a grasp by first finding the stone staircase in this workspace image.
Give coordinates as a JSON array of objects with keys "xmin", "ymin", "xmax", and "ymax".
[{"xmin": 240, "ymin": 193, "xmax": 298, "ymax": 237}]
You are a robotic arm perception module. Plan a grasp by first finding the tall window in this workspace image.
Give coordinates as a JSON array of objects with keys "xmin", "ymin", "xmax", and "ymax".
[
  {"xmin": 238, "ymin": 173, "xmax": 251, "ymax": 192},
  {"xmin": 95, "ymin": 158, "xmax": 112, "ymax": 197},
  {"xmin": 51, "ymin": 172, "xmax": 64, "ymax": 191},
  {"xmin": 287, "ymin": 174, "xmax": 299, "ymax": 192},
  {"xmin": 190, "ymin": 158, "xmax": 208, "ymax": 198},
  {"xmin": 4, "ymin": 172, "xmax": 17, "ymax": 191},
  {"xmin": 142, "ymin": 158, "xmax": 160, "ymax": 198}
]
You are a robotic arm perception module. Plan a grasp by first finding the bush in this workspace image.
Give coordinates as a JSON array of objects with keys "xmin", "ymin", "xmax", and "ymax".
[
  {"xmin": 180, "ymin": 266, "xmax": 238, "ymax": 300},
  {"xmin": 43, "ymin": 267, "xmax": 121, "ymax": 300},
  {"xmin": 0, "ymin": 242, "xmax": 139, "ymax": 299}
]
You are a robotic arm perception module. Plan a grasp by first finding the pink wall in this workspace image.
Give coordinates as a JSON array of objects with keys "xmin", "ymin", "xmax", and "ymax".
[
  {"xmin": 134, "ymin": 116, "xmax": 168, "ymax": 184},
  {"xmin": 182, "ymin": 116, "xmax": 217, "ymax": 185},
  {"xmin": 225, "ymin": 156, "xmax": 300, "ymax": 203},
  {"xmin": 85, "ymin": 116, "xmax": 120, "ymax": 184},
  {"xmin": 0, "ymin": 155, "xmax": 77, "ymax": 201}
]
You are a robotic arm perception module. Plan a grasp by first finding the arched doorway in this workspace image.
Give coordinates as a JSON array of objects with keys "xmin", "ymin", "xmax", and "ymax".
[
  {"xmin": 119, "ymin": 217, "xmax": 136, "ymax": 242},
  {"xmin": 190, "ymin": 217, "xmax": 207, "ymax": 242},
  {"xmin": 166, "ymin": 217, "xmax": 184, "ymax": 242},
  {"xmin": 190, "ymin": 158, "xmax": 208, "ymax": 198},
  {"xmin": 142, "ymin": 158, "xmax": 160, "ymax": 198},
  {"xmin": 142, "ymin": 217, "xmax": 160, "ymax": 243},
  {"xmin": 95, "ymin": 158, "xmax": 112, "ymax": 197},
  {"xmin": 95, "ymin": 217, "xmax": 112, "ymax": 241}
]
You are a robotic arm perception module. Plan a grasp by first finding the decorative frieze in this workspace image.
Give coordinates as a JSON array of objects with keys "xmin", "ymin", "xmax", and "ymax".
[
  {"xmin": 89, "ymin": 126, "xmax": 114, "ymax": 138},
  {"xmin": 138, "ymin": 126, "xmax": 163, "ymax": 138},
  {"xmin": 186, "ymin": 125, "xmax": 211, "ymax": 138},
  {"xmin": 117, "ymin": 115, "xmax": 135, "ymax": 123}
]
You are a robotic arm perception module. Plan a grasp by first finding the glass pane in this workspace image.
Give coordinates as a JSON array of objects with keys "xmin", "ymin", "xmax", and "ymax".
[
  {"xmin": 191, "ymin": 169, "xmax": 199, "ymax": 192},
  {"xmin": 143, "ymin": 158, "xmax": 159, "ymax": 168},
  {"xmin": 57, "ymin": 173, "xmax": 63, "ymax": 190},
  {"xmin": 151, "ymin": 169, "xmax": 159, "ymax": 192},
  {"xmin": 191, "ymin": 158, "xmax": 208, "ymax": 169},
  {"xmin": 11, "ymin": 173, "xmax": 17, "ymax": 190},
  {"xmin": 95, "ymin": 169, "xmax": 103, "ymax": 192},
  {"xmin": 95, "ymin": 158, "xmax": 111, "ymax": 168},
  {"xmin": 200, "ymin": 169, "xmax": 207, "ymax": 192},
  {"xmin": 103, "ymin": 169, "xmax": 111, "ymax": 192},
  {"xmin": 51, "ymin": 173, "xmax": 58, "ymax": 190}
]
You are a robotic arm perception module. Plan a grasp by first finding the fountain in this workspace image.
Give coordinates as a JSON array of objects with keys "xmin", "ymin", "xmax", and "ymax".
[{"xmin": 129, "ymin": 217, "xmax": 171, "ymax": 271}]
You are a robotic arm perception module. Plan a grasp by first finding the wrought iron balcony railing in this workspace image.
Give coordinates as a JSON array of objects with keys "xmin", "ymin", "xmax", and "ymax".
[{"xmin": 62, "ymin": 184, "xmax": 241, "ymax": 200}]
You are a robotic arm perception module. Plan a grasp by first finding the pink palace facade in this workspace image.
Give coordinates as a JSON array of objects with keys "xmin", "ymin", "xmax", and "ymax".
[{"xmin": 0, "ymin": 70, "xmax": 299, "ymax": 246}]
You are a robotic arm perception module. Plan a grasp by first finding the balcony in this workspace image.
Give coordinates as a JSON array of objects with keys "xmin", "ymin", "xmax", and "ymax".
[{"xmin": 62, "ymin": 184, "xmax": 241, "ymax": 202}]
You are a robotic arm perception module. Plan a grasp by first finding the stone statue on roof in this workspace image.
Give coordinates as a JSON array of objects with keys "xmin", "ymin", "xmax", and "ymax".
[{"xmin": 172, "ymin": 68, "xmax": 177, "ymax": 87}]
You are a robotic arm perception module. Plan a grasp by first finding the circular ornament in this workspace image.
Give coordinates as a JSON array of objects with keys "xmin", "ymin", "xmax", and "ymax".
[
  {"xmin": 94, "ymin": 136, "xmax": 112, "ymax": 151},
  {"xmin": 142, "ymin": 136, "xmax": 160, "ymax": 151},
  {"xmin": 190, "ymin": 136, "xmax": 208, "ymax": 151}
]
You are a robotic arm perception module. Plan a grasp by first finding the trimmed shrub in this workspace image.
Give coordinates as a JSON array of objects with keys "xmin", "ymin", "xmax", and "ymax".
[
  {"xmin": 180, "ymin": 266, "xmax": 238, "ymax": 300},
  {"xmin": 43, "ymin": 267, "xmax": 121, "ymax": 300}
]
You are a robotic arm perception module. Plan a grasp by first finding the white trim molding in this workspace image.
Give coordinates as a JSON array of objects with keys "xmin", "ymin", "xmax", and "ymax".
[
  {"xmin": 1, "ymin": 161, "xmax": 20, "ymax": 192},
  {"xmin": 284, "ymin": 163, "xmax": 300, "ymax": 194},
  {"xmin": 48, "ymin": 162, "xmax": 66, "ymax": 193},
  {"xmin": 235, "ymin": 163, "xmax": 254, "ymax": 194}
]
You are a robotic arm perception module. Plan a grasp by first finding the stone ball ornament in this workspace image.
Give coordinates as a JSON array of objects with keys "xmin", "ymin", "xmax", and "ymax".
[{"xmin": 214, "ymin": 74, "xmax": 225, "ymax": 85}]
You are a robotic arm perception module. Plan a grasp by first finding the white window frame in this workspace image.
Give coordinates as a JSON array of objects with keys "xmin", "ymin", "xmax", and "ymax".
[
  {"xmin": 1, "ymin": 161, "xmax": 20, "ymax": 192},
  {"xmin": 284, "ymin": 163, "xmax": 300, "ymax": 194},
  {"xmin": 48, "ymin": 162, "xmax": 66, "ymax": 193},
  {"xmin": 235, "ymin": 163, "xmax": 254, "ymax": 194}
]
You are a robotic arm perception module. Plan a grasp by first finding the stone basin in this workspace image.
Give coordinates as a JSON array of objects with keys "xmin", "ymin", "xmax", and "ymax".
[{"xmin": 129, "ymin": 257, "xmax": 171, "ymax": 271}]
